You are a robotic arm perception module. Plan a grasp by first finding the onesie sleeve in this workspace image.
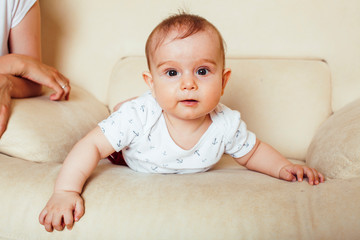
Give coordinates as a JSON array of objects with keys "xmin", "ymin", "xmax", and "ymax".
[
  {"xmin": 220, "ymin": 105, "xmax": 257, "ymax": 159},
  {"xmin": 98, "ymin": 100, "xmax": 144, "ymax": 152},
  {"xmin": 10, "ymin": 0, "xmax": 37, "ymax": 28},
  {"xmin": 98, "ymin": 92, "xmax": 161, "ymax": 152}
]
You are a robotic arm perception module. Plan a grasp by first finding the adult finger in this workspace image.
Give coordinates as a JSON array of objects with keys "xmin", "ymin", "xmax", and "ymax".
[
  {"xmin": 63, "ymin": 80, "xmax": 71, "ymax": 100},
  {"xmin": 47, "ymin": 78, "xmax": 65, "ymax": 101},
  {"xmin": 0, "ymin": 104, "xmax": 10, "ymax": 138},
  {"xmin": 38, "ymin": 70, "xmax": 70, "ymax": 101},
  {"xmin": 50, "ymin": 77, "xmax": 71, "ymax": 101},
  {"xmin": 60, "ymin": 74, "xmax": 71, "ymax": 100},
  {"xmin": 55, "ymin": 73, "xmax": 71, "ymax": 100}
]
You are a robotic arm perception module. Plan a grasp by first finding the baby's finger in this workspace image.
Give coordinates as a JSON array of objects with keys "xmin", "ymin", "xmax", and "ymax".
[
  {"xmin": 52, "ymin": 213, "xmax": 65, "ymax": 231},
  {"xmin": 43, "ymin": 212, "xmax": 54, "ymax": 232},
  {"xmin": 38, "ymin": 208, "xmax": 47, "ymax": 225},
  {"xmin": 63, "ymin": 210, "xmax": 74, "ymax": 230},
  {"xmin": 295, "ymin": 166, "xmax": 304, "ymax": 182},
  {"xmin": 304, "ymin": 167, "xmax": 315, "ymax": 185},
  {"xmin": 312, "ymin": 169, "xmax": 320, "ymax": 185},
  {"xmin": 279, "ymin": 168, "xmax": 295, "ymax": 182},
  {"xmin": 74, "ymin": 198, "xmax": 85, "ymax": 222},
  {"xmin": 318, "ymin": 172, "xmax": 325, "ymax": 183}
]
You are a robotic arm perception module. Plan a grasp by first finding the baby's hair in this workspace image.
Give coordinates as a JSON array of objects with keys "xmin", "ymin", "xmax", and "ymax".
[{"xmin": 145, "ymin": 11, "xmax": 226, "ymax": 69}]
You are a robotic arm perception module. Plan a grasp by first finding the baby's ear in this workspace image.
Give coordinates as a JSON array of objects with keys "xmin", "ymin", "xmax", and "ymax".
[
  {"xmin": 143, "ymin": 71, "xmax": 154, "ymax": 89},
  {"xmin": 143, "ymin": 71, "xmax": 156, "ymax": 98},
  {"xmin": 221, "ymin": 68, "xmax": 231, "ymax": 95}
]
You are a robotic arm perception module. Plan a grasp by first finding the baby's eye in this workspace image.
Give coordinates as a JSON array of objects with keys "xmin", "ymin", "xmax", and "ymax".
[
  {"xmin": 197, "ymin": 68, "xmax": 209, "ymax": 76},
  {"xmin": 166, "ymin": 70, "xmax": 178, "ymax": 77}
]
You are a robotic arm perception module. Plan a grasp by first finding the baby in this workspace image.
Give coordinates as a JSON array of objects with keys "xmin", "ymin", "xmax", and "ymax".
[{"xmin": 39, "ymin": 12, "xmax": 325, "ymax": 232}]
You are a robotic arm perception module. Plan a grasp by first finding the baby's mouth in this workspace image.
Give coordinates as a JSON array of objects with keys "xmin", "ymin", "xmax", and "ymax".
[{"xmin": 180, "ymin": 99, "xmax": 199, "ymax": 106}]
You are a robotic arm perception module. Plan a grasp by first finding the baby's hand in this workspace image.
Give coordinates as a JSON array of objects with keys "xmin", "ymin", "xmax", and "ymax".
[
  {"xmin": 39, "ymin": 191, "xmax": 84, "ymax": 232},
  {"xmin": 279, "ymin": 164, "xmax": 325, "ymax": 185}
]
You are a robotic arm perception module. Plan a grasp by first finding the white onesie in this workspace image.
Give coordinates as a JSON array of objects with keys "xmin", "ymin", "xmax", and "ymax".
[{"xmin": 99, "ymin": 91, "xmax": 256, "ymax": 174}]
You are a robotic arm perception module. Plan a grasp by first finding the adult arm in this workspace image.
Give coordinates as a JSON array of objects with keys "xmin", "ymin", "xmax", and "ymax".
[
  {"xmin": 0, "ymin": 2, "xmax": 70, "ymax": 137},
  {"xmin": 7, "ymin": 1, "xmax": 70, "ymax": 99}
]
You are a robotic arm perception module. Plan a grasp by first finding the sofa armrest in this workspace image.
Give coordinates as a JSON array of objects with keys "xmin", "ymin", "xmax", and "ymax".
[{"xmin": 306, "ymin": 98, "xmax": 360, "ymax": 179}]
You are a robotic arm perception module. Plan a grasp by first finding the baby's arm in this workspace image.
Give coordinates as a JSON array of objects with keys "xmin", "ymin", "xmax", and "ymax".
[
  {"xmin": 235, "ymin": 139, "xmax": 325, "ymax": 185},
  {"xmin": 39, "ymin": 126, "xmax": 114, "ymax": 232}
]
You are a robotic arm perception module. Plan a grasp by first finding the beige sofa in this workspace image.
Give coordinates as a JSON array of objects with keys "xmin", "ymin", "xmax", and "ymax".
[{"xmin": 1, "ymin": 1, "xmax": 360, "ymax": 239}]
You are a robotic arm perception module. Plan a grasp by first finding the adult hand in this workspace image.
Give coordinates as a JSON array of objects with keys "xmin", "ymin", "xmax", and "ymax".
[
  {"xmin": 0, "ymin": 74, "xmax": 12, "ymax": 137},
  {"xmin": 0, "ymin": 54, "xmax": 71, "ymax": 101}
]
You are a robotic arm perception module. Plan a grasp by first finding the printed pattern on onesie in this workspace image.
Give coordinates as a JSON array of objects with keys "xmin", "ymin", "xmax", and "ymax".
[{"xmin": 98, "ymin": 91, "xmax": 256, "ymax": 174}]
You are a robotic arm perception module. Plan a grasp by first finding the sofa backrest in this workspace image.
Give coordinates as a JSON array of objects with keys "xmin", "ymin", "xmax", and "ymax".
[{"xmin": 40, "ymin": 0, "xmax": 360, "ymax": 112}]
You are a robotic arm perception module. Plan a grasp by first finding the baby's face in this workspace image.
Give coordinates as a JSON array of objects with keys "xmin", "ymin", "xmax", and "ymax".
[{"xmin": 143, "ymin": 29, "xmax": 231, "ymax": 122}]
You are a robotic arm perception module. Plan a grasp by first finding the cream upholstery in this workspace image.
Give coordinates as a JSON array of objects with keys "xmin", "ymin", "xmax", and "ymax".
[
  {"xmin": 1, "ymin": 0, "xmax": 360, "ymax": 239},
  {"xmin": 307, "ymin": 98, "xmax": 360, "ymax": 179},
  {"xmin": 0, "ymin": 86, "xmax": 108, "ymax": 163}
]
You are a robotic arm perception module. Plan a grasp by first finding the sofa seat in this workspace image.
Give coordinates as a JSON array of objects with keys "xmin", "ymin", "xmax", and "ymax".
[{"xmin": 1, "ymin": 154, "xmax": 360, "ymax": 240}]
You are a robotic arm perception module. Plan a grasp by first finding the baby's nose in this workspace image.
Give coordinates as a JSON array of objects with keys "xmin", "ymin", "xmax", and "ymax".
[{"xmin": 181, "ymin": 75, "xmax": 198, "ymax": 90}]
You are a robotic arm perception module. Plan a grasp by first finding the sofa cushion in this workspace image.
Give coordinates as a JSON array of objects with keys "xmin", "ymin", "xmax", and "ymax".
[
  {"xmin": 2, "ymin": 155, "xmax": 360, "ymax": 239},
  {"xmin": 306, "ymin": 98, "xmax": 360, "ymax": 179},
  {"xmin": 107, "ymin": 57, "xmax": 332, "ymax": 161},
  {"xmin": 0, "ymin": 85, "xmax": 109, "ymax": 163}
]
